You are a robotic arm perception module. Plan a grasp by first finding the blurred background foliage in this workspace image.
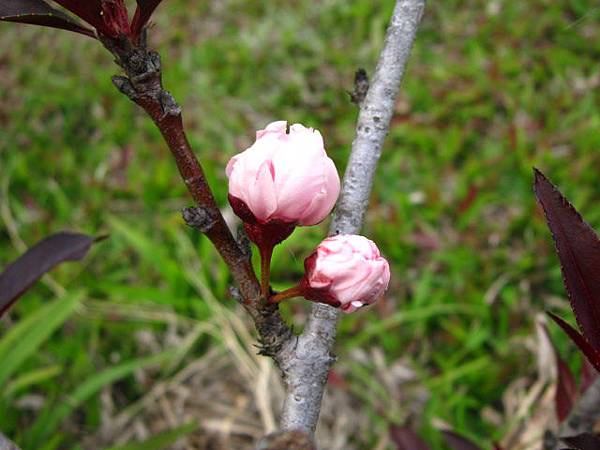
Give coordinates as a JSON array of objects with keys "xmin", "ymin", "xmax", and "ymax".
[{"xmin": 1, "ymin": 0, "xmax": 600, "ymax": 449}]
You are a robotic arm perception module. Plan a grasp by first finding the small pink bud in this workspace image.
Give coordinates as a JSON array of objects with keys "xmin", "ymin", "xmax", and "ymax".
[
  {"xmin": 226, "ymin": 121, "xmax": 340, "ymax": 229},
  {"xmin": 300, "ymin": 234, "xmax": 390, "ymax": 313}
]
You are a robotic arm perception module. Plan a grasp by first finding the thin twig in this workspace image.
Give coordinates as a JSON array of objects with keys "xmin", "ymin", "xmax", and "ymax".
[
  {"xmin": 278, "ymin": 0, "xmax": 426, "ymax": 435},
  {"xmin": 103, "ymin": 37, "xmax": 259, "ymax": 302},
  {"xmin": 101, "ymin": 36, "xmax": 293, "ymax": 358},
  {"xmin": 544, "ymin": 376, "xmax": 600, "ymax": 450}
]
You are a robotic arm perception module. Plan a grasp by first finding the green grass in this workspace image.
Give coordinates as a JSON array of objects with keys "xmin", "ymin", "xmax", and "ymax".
[{"xmin": 1, "ymin": 0, "xmax": 600, "ymax": 448}]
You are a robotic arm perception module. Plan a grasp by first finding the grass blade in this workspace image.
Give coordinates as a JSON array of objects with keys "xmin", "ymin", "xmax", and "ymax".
[
  {"xmin": 26, "ymin": 350, "xmax": 175, "ymax": 447},
  {"xmin": 103, "ymin": 422, "xmax": 197, "ymax": 450},
  {"xmin": 3, "ymin": 365, "xmax": 62, "ymax": 398},
  {"xmin": 106, "ymin": 215, "xmax": 180, "ymax": 284},
  {"xmin": 0, "ymin": 290, "xmax": 82, "ymax": 387}
]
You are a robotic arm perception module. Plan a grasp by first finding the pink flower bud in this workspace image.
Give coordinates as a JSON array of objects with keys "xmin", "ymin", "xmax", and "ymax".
[
  {"xmin": 226, "ymin": 121, "xmax": 340, "ymax": 228},
  {"xmin": 300, "ymin": 234, "xmax": 390, "ymax": 313}
]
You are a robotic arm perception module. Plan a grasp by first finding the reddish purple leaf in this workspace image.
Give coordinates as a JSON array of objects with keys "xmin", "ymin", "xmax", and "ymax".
[
  {"xmin": 534, "ymin": 169, "xmax": 600, "ymax": 350},
  {"xmin": 548, "ymin": 312, "xmax": 600, "ymax": 373},
  {"xmin": 542, "ymin": 324, "xmax": 578, "ymax": 422},
  {"xmin": 0, "ymin": 0, "xmax": 94, "ymax": 37},
  {"xmin": 555, "ymin": 351, "xmax": 578, "ymax": 422},
  {"xmin": 580, "ymin": 356, "xmax": 598, "ymax": 394},
  {"xmin": 0, "ymin": 232, "xmax": 97, "ymax": 317},
  {"xmin": 389, "ymin": 426, "xmax": 431, "ymax": 450},
  {"xmin": 51, "ymin": 0, "xmax": 111, "ymax": 35},
  {"xmin": 561, "ymin": 433, "xmax": 600, "ymax": 450},
  {"xmin": 441, "ymin": 430, "xmax": 483, "ymax": 450},
  {"xmin": 130, "ymin": 0, "xmax": 163, "ymax": 36},
  {"xmin": 99, "ymin": 0, "xmax": 131, "ymax": 37}
]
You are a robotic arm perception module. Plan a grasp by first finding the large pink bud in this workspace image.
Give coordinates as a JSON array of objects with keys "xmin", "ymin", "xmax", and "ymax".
[
  {"xmin": 300, "ymin": 234, "xmax": 391, "ymax": 313},
  {"xmin": 226, "ymin": 121, "xmax": 340, "ymax": 230}
]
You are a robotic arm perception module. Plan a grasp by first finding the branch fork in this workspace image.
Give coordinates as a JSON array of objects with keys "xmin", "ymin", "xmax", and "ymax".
[
  {"xmin": 102, "ymin": 0, "xmax": 428, "ymax": 441},
  {"xmin": 0, "ymin": 1, "xmax": 426, "ymax": 448},
  {"xmin": 182, "ymin": 206, "xmax": 217, "ymax": 233}
]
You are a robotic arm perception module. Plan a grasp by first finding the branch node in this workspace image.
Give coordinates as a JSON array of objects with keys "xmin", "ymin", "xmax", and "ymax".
[
  {"xmin": 111, "ymin": 75, "xmax": 137, "ymax": 100},
  {"xmin": 255, "ymin": 304, "xmax": 294, "ymax": 358},
  {"xmin": 228, "ymin": 286, "xmax": 244, "ymax": 303},
  {"xmin": 128, "ymin": 50, "xmax": 160, "ymax": 82},
  {"xmin": 182, "ymin": 206, "xmax": 217, "ymax": 233},
  {"xmin": 349, "ymin": 68, "xmax": 369, "ymax": 106},
  {"xmin": 236, "ymin": 226, "xmax": 252, "ymax": 260},
  {"xmin": 159, "ymin": 90, "xmax": 182, "ymax": 117}
]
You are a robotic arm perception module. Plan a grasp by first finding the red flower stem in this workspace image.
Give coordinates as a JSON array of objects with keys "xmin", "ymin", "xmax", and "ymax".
[
  {"xmin": 269, "ymin": 285, "xmax": 304, "ymax": 304},
  {"xmin": 260, "ymin": 244, "xmax": 275, "ymax": 298}
]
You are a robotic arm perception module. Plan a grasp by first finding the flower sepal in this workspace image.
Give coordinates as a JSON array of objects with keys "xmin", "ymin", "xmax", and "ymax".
[{"xmin": 229, "ymin": 194, "xmax": 296, "ymax": 249}]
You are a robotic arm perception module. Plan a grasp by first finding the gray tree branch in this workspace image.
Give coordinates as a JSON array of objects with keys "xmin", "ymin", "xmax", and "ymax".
[
  {"xmin": 0, "ymin": 433, "xmax": 19, "ymax": 450},
  {"xmin": 277, "ymin": 0, "xmax": 426, "ymax": 435}
]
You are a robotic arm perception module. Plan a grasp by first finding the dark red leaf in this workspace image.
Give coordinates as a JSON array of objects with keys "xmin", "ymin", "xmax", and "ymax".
[
  {"xmin": 100, "ymin": 0, "xmax": 130, "ymax": 36},
  {"xmin": 555, "ymin": 350, "xmax": 578, "ymax": 422},
  {"xmin": 0, "ymin": 232, "xmax": 97, "ymax": 317},
  {"xmin": 130, "ymin": 0, "xmax": 163, "ymax": 36},
  {"xmin": 534, "ymin": 169, "xmax": 600, "ymax": 350},
  {"xmin": 0, "ymin": 0, "xmax": 94, "ymax": 37},
  {"xmin": 541, "ymin": 324, "xmax": 578, "ymax": 422},
  {"xmin": 580, "ymin": 356, "xmax": 598, "ymax": 394},
  {"xmin": 548, "ymin": 312, "xmax": 600, "ymax": 373},
  {"xmin": 389, "ymin": 426, "xmax": 430, "ymax": 450},
  {"xmin": 52, "ymin": 0, "xmax": 111, "ymax": 35},
  {"xmin": 561, "ymin": 433, "xmax": 600, "ymax": 450},
  {"xmin": 441, "ymin": 430, "xmax": 483, "ymax": 450}
]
